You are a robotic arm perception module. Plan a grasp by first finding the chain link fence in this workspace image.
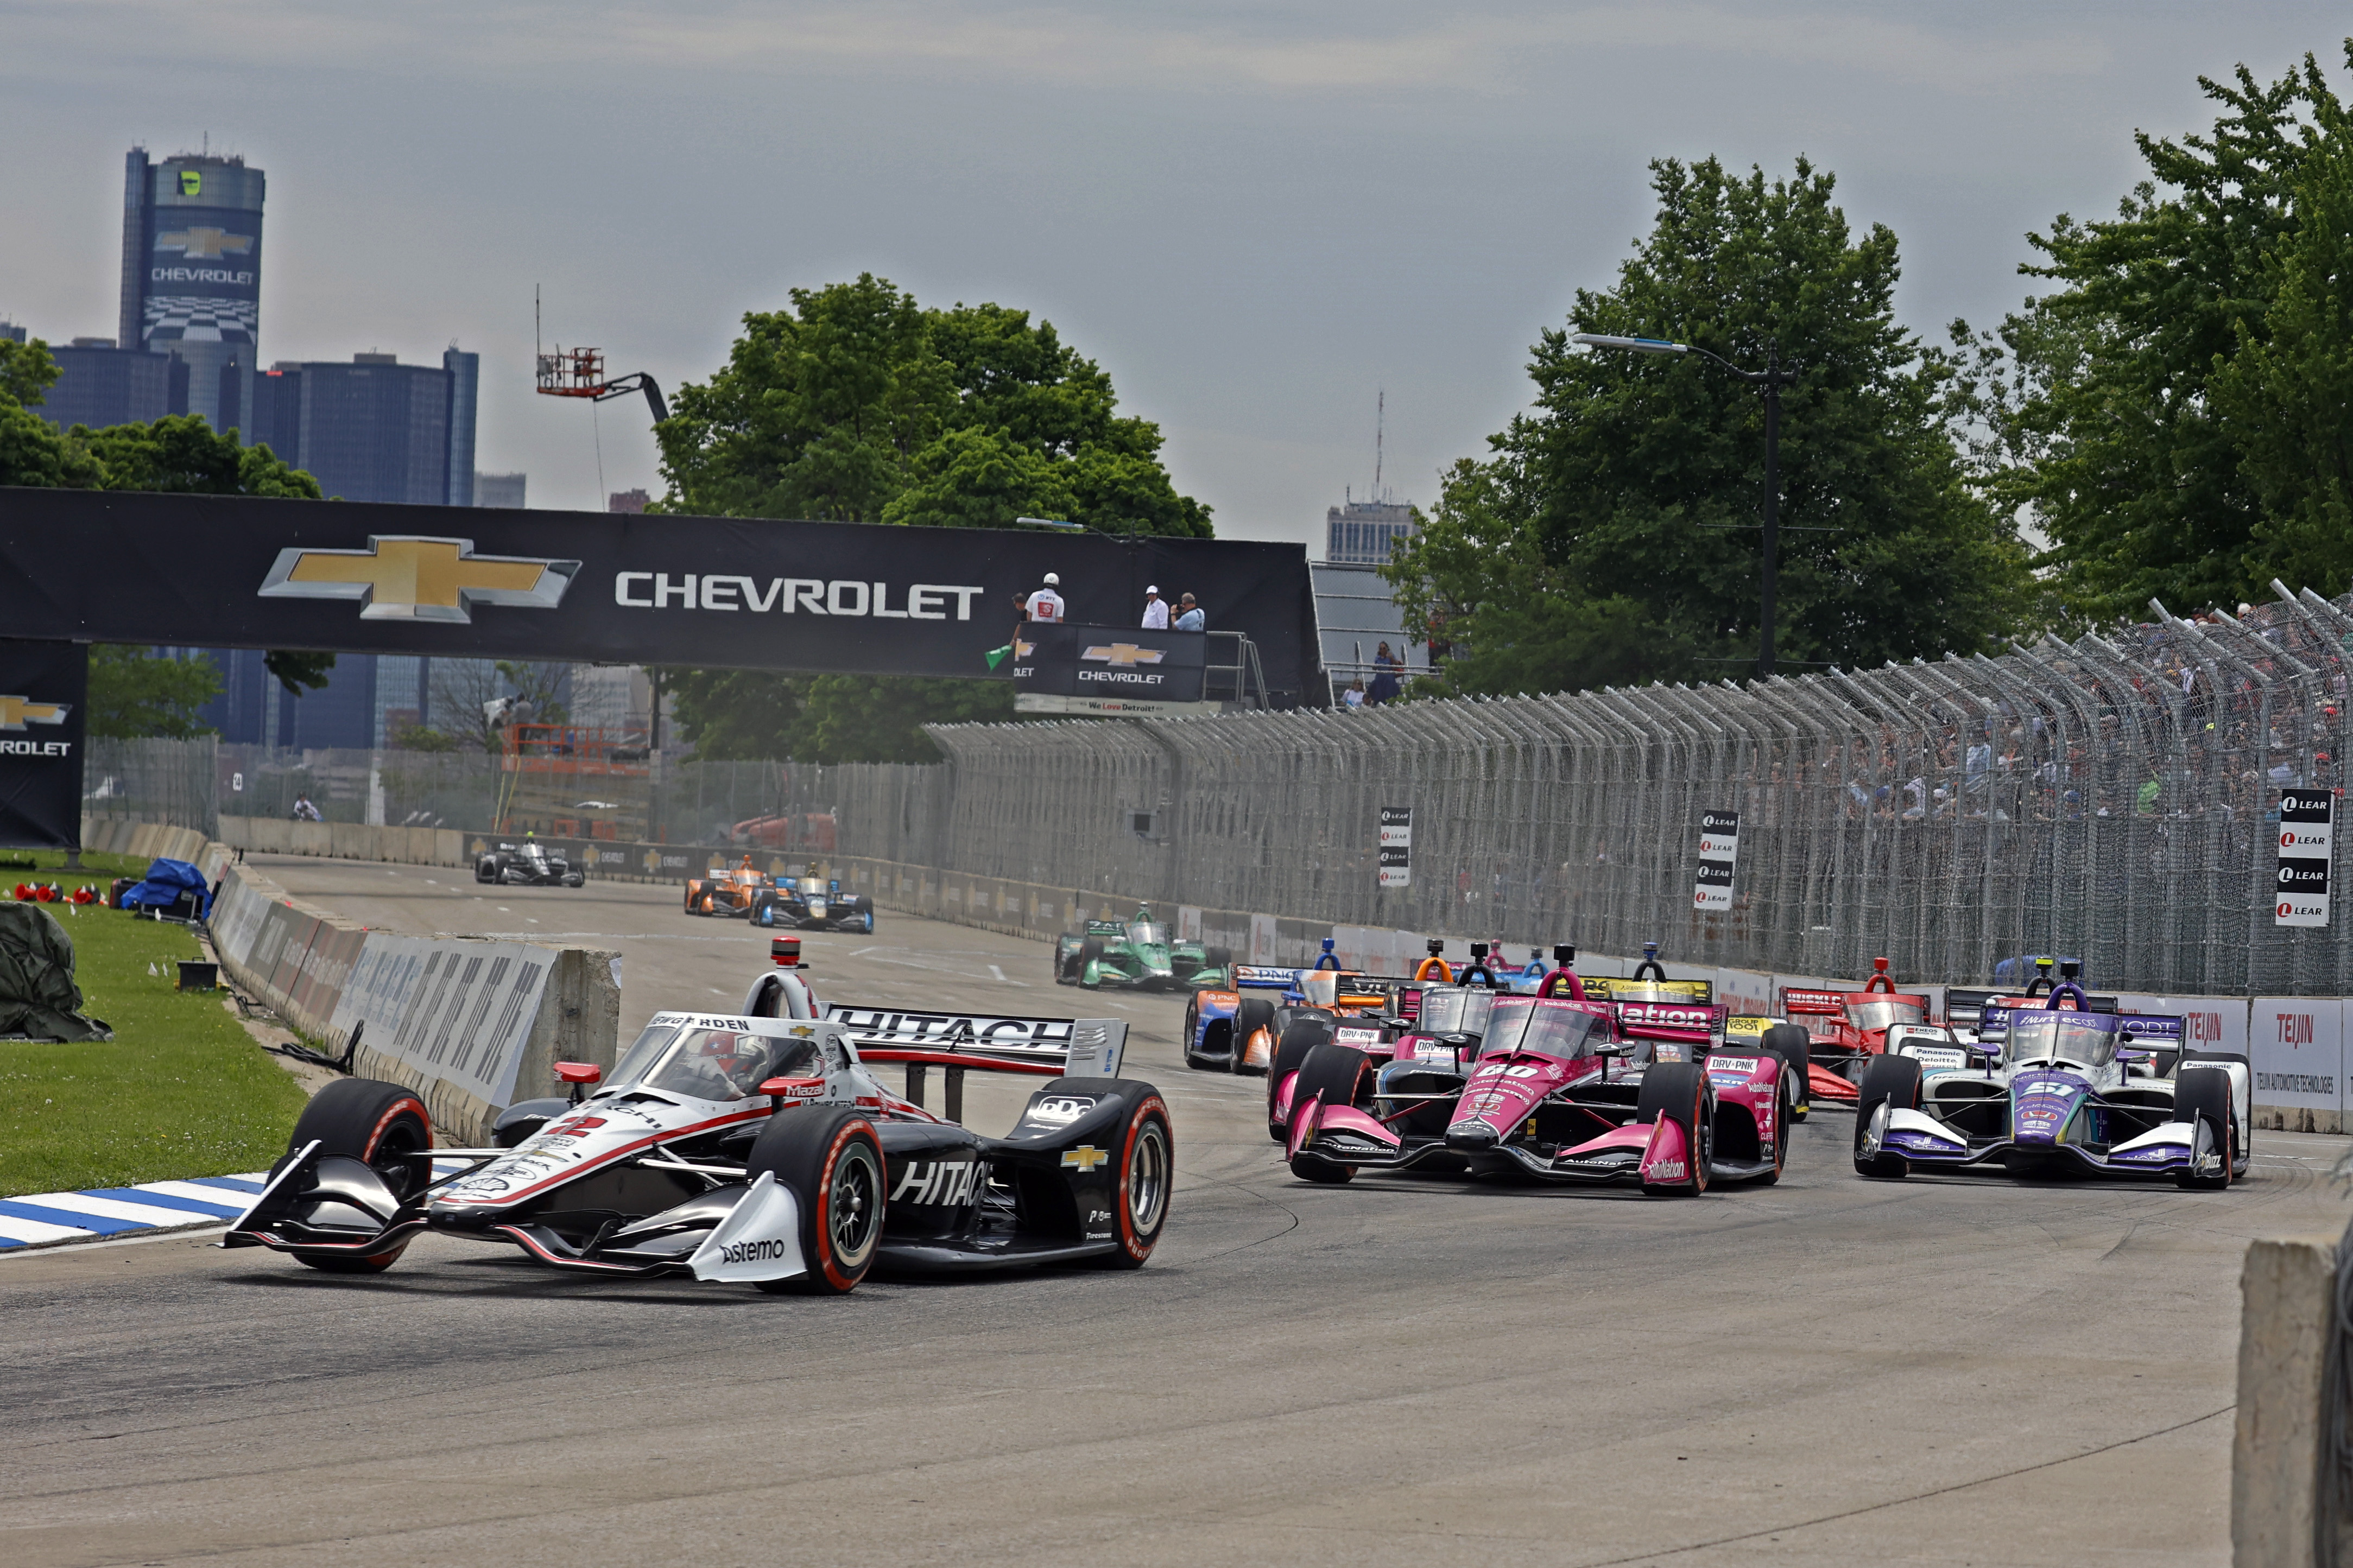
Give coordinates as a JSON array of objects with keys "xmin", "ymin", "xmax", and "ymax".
[
  {"xmin": 77, "ymin": 586, "xmax": 2353, "ymax": 994},
  {"xmin": 898, "ymin": 587, "xmax": 2353, "ymax": 996}
]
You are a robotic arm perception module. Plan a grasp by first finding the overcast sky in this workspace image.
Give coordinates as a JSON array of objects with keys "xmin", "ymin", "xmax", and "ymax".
[{"xmin": 4, "ymin": 3, "xmax": 2347, "ymax": 550}]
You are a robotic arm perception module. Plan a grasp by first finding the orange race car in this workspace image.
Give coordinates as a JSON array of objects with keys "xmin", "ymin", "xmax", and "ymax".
[
  {"xmin": 1777, "ymin": 957, "xmax": 1934, "ymax": 1103},
  {"xmin": 683, "ymin": 854, "xmax": 775, "ymax": 919}
]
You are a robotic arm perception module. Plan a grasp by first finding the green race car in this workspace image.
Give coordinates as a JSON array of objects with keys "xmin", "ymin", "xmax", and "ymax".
[{"xmin": 1055, "ymin": 907, "xmax": 1235, "ymax": 992}]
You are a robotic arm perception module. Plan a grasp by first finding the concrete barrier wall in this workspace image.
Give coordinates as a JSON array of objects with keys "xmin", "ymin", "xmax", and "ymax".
[
  {"xmin": 2233, "ymin": 1235, "xmax": 2346, "ymax": 1567},
  {"xmin": 159, "ymin": 818, "xmax": 2345, "ymax": 1129},
  {"xmin": 202, "ymin": 857, "xmax": 622, "ymax": 1147}
]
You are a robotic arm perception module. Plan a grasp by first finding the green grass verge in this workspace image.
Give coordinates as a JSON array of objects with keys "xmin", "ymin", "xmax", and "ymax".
[
  {"xmin": 0, "ymin": 903, "xmax": 308, "ymax": 1195},
  {"xmin": 7, "ymin": 846, "xmax": 153, "ymax": 884}
]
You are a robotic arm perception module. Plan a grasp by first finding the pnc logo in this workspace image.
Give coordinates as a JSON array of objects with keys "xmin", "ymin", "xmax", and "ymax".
[
  {"xmin": 1081, "ymin": 643, "xmax": 1166, "ymax": 668},
  {"xmin": 0, "ymin": 696, "xmax": 70, "ymax": 732},
  {"xmin": 258, "ymin": 536, "xmax": 579, "ymax": 623}
]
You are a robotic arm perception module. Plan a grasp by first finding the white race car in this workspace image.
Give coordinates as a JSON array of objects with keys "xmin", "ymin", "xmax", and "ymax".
[
  {"xmin": 225, "ymin": 948, "xmax": 1172, "ymax": 1291},
  {"xmin": 1852, "ymin": 986, "xmax": 2248, "ymax": 1188}
]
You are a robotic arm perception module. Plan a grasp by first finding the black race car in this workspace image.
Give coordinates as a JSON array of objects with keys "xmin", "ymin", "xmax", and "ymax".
[
  {"xmin": 754, "ymin": 874, "xmax": 876, "ymax": 934},
  {"xmin": 475, "ymin": 841, "xmax": 584, "ymax": 887},
  {"xmin": 222, "ymin": 1000, "xmax": 1168, "ymax": 1291}
]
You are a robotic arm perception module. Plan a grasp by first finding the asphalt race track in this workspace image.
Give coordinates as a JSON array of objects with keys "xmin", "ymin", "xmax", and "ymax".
[{"xmin": 3, "ymin": 854, "xmax": 2348, "ymax": 1567}]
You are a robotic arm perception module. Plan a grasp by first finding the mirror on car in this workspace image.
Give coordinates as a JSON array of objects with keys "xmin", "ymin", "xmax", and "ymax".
[{"xmin": 554, "ymin": 1062, "xmax": 602, "ymax": 1084}]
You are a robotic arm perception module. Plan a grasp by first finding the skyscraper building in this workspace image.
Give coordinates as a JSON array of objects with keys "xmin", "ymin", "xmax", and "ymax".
[
  {"xmin": 476, "ymin": 472, "xmax": 527, "ymax": 509},
  {"xmin": 242, "ymin": 350, "xmax": 479, "ymax": 505},
  {"xmin": 119, "ymin": 147, "xmax": 265, "ymax": 432},
  {"xmin": 1324, "ymin": 497, "xmax": 1416, "ymax": 564}
]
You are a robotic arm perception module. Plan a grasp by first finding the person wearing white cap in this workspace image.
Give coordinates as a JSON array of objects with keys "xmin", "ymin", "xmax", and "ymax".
[
  {"xmin": 1024, "ymin": 572, "xmax": 1066, "ymax": 624},
  {"xmin": 1140, "ymin": 585, "xmax": 1168, "ymax": 629}
]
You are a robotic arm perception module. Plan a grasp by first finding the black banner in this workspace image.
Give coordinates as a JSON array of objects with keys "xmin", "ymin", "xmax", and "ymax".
[
  {"xmin": 0, "ymin": 490, "xmax": 1324, "ymax": 704},
  {"xmin": 1012, "ymin": 623, "xmax": 1209, "ymax": 700},
  {"xmin": 0, "ymin": 640, "xmax": 87, "ymax": 849}
]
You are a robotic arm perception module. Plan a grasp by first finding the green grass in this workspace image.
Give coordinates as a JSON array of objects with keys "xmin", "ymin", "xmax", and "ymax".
[
  {"xmin": 0, "ymin": 901, "xmax": 308, "ymax": 1195},
  {"xmin": 5, "ymin": 846, "xmax": 152, "ymax": 884}
]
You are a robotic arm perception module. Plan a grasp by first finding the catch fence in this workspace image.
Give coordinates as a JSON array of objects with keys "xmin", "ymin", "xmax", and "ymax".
[
  {"xmin": 77, "ymin": 586, "xmax": 2353, "ymax": 996},
  {"xmin": 902, "ymin": 586, "xmax": 2353, "ymax": 998}
]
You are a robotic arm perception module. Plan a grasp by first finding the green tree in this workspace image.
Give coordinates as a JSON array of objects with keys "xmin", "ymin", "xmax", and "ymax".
[
  {"xmin": 85, "ymin": 646, "xmax": 221, "ymax": 738},
  {"xmin": 1954, "ymin": 48, "xmax": 2351, "ymax": 618},
  {"xmin": 657, "ymin": 276, "xmax": 1212, "ymax": 761},
  {"xmin": 1386, "ymin": 156, "xmax": 2026, "ymax": 696},
  {"xmin": 664, "ymin": 670, "xmax": 806, "ymax": 761},
  {"xmin": 2211, "ymin": 77, "xmax": 2353, "ymax": 595}
]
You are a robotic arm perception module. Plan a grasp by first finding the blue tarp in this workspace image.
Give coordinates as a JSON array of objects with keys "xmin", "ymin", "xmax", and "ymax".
[{"xmin": 119, "ymin": 858, "xmax": 210, "ymax": 918}]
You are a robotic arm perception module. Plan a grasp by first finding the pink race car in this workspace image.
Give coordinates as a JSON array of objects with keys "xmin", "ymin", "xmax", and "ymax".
[{"xmin": 1276, "ymin": 974, "xmax": 1797, "ymax": 1196}]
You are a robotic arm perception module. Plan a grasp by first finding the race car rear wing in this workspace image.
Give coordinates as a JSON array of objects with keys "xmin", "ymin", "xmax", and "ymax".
[
  {"xmin": 1946, "ymin": 987, "xmax": 2119, "ymax": 1039},
  {"xmin": 1965, "ymin": 998, "xmax": 2179, "ymax": 1050},
  {"xmin": 1612, "ymin": 999, "xmax": 1728, "ymax": 1054},
  {"xmin": 1578, "ymin": 976, "xmax": 1715, "ymax": 1005},
  {"xmin": 823, "ymin": 1005, "xmax": 1127, "ymax": 1078}
]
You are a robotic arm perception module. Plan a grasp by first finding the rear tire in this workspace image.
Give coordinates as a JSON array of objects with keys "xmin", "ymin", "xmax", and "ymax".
[
  {"xmin": 746, "ymin": 1106, "xmax": 885, "ymax": 1293},
  {"xmin": 1853, "ymin": 1054, "xmax": 1922, "ymax": 1179},
  {"xmin": 279, "ymin": 1078, "xmax": 432, "ymax": 1273},
  {"xmin": 1204, "ymin": 944, "xmax": 1233, "ymax": 975},
  {"xmin": 476, "ymin": 859, "xmax": 497, "ymax": 884},
  {"xmin": 1637, "ymin": 1063, "xmax": 1711, "ymax": 1196},
  {"xmin": 2173, "ymin": 1067, "xmax": 2235, "ymax": 1191},
  {"xmin": 1763, "ymin": 1023, "xmax": 1812, "ymax": 1122},
  {"xmin": 1231, "ymin": 998, "xmax": 1279, "ymax": 1074}
]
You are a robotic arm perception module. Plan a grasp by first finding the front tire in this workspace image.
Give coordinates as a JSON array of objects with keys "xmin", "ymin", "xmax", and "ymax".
[
  {"xmin": 1853, "ymin": 1054, "xmax": 1922, "ymax": 1179},
  {"xmin": 1267, "ymin": 1017, "xmax": 1338, "ymax": 1140},
  {"xmin": 475, "ymin": 859, "xmax": 497, "ymax": 884},
  {"xmin": 1095, "ymin": 1091, "xmax": 1173, "ymax": 1268},
  {"xmin": 746, "ymin": 1106, "xmax": 885, "ymax": 1293},
  {"xmin": 1286, "ymin": 1042, "xmax": 1372, "ymax": 1183},
  {"xmin": 2173, "ymin": 1067, "xmax": 2235, "ymax": 1191},
  {"xmin": 1637, "ymin": 1062, "xmax": 1711, "ymax": 1196},
  {"xmin": 1231, "ymin": 997, "xmax": 1278, "ymax": 1074},
  {"xmin": 278, "ymin": 1078, "xmax": 432, "ymax": 1273}
]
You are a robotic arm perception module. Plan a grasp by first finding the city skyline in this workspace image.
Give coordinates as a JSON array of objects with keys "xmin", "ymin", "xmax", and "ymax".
[{"xmin": 4, "ymin": 4, "xmax": 2348, "ymax": 549}]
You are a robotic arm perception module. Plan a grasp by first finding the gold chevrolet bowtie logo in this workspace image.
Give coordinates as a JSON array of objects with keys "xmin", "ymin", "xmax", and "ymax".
[
  {"xmin": 1060, "ymin": 1145, "xmax": 1111, "ymax": 1172},
  {"xmin": 155, "ymin": 227, "xmax": 254, "ymax": 261},
  {"xmin": 1080, "ymin": 643, "xmax": 1166, "ymax": 668},
  {"xmin": 258, "ymin": 536, "xmax": 579, "ymax": 623},
  {"xmin": 0, "ymin": 696, "xmax": 69, "ymax": 732}
]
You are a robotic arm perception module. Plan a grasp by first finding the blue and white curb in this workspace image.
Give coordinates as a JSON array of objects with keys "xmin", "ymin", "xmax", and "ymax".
[{"xmin": 0, "ymin": 1160, "xmax": 475, "ymax": 1251}]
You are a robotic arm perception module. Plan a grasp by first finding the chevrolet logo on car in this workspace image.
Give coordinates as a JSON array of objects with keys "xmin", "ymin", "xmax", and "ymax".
[{"xmin": 258, "ymin": 536, "xmax": 579, "ymax": 623}]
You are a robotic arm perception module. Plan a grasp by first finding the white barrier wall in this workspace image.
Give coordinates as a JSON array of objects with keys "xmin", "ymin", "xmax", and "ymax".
[
  {"xmin": 207, "ymin": 862, "xmax": 622, "ymax": 1145},
  {"xmin": 2249, "ymin": 999, "xmax": 2345, "ymax": 1135}
]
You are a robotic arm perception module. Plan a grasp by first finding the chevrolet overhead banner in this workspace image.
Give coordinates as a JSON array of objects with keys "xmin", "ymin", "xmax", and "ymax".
[
  {"xmin": 0, "ymin": 640, "xmax": 87, "ymax": 849},
  {"xmin": 0, "ymin": 491, "xmax": 1323, "ymax": 702}
]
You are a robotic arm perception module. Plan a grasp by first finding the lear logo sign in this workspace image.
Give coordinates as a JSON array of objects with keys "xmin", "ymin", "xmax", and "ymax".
[
  {"xmin": 2275, "ymin": 788, "xmax": 2335, "ymax": 928},
  {"xmin": 260, "ymin": 537, "xmax": 579, "ymax": 623},
  {"xmin": 612, "ymin": 574, "xmax": 984, "ymax": 620}
]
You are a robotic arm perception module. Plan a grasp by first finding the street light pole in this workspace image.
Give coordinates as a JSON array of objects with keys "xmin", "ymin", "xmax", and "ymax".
[{"xmin": 1571, "ymin": 334, "xmax": 1798, "ymax": 680}]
